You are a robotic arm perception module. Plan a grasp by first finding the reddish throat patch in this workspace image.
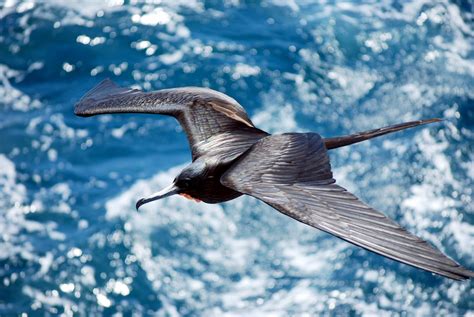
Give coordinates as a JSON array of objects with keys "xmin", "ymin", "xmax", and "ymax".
[{"xmin": 179, "ymin": 193, "xmax": 201, "ymax": 203}]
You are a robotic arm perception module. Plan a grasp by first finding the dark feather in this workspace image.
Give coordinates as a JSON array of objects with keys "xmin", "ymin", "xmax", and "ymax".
[
  {"xmin": 221, "ymin": 133, "xmax": 474, "ymax": 280},
  {"xmin": 75, "ymin": 79, "xmax": 267, "ymax": 161}
]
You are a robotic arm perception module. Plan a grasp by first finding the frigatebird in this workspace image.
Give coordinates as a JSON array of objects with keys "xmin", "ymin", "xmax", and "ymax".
[{"xmin": 75, "ymin": 78, "xmax": 473, "ymax": 280}]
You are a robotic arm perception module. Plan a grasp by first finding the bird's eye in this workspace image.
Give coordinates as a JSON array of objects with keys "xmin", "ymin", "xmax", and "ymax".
[{"xmin": 181, "ymin": 177, "xmax": 193, "ymax": 187}]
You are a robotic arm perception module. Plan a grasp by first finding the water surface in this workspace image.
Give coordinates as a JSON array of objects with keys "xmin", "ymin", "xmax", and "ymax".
[{"xmin": 0, "ymin": 0, "xmax": 473, "ymax": 315}]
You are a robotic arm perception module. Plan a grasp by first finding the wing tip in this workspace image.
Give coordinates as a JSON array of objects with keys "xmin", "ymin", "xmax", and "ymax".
[
  {"xmin": 450, "ymin": 266, "xmax": 474, "ymax": 281},
  {"xmin": 74, "ymin": 78, "xmax": 140, "ymax": 117},
  {"xmin": 420, "ymin": 118, "xmax": 443, "ymax": 125},
  {"xmin": 74, "ymin": 99, "xmax": 93, "ymax": 117},
  {"xmin": 74, "ymin": 98, "xmax": 98, "ymax": 117},
  {"xmin": 74, "ymin": 78, "xmax": 116, "ymax": 117},
  {"xmin": 80, "ymin": 78, "xmax": 117, "ymax": 100},
  {"xmin": 397, "ymin": 251, "xmax": 474, "ymax": 281}
]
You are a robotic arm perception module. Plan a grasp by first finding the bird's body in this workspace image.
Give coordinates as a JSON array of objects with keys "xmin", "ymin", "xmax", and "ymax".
[
  {"xmin": 185, "ymin": 128, "xmax": 269, "ymax": 203},
  {"xmin": 75, "ymin": 78, "xmax": 473, "ymax": 280},
  {"xmin": 178, "ymin": 157, "xmax": 243, "ymax": 204}
]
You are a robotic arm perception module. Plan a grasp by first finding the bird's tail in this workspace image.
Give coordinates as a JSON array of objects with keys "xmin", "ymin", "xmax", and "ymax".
[{"xmin": 324, "ymin": 118, "xmax": 441, "ymax": 150}]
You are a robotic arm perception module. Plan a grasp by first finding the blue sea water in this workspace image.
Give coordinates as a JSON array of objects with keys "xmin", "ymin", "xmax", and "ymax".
[{"xmin": 0, "ymin": 0, "xmax": 473, "ymax": 315}]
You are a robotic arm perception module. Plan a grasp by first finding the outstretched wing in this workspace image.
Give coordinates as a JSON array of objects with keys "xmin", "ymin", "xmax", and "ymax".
[
  {"xmin": 74, "ymin": 79, "xmax": 268, "ymax": 161},
  {"xmin": 221, "ymin": 133, "xmax": 473, "ymax": 280}
]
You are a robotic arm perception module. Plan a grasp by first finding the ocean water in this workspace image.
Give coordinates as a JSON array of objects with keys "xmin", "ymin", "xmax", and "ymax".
[{"xmin": 0, "ymin": 0, "xmax": 473, "ymax": 315}]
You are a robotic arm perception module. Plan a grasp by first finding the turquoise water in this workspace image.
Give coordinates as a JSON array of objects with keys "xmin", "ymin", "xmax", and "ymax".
[{"xmin": 0, "ymin": 0, "xmax": 473, "ymax": 315}]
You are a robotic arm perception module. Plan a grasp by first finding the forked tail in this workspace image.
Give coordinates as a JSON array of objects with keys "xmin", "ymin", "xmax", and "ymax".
[{"xmin": 324, "ymin": 118, "xmax": 441, "ymax": 150}]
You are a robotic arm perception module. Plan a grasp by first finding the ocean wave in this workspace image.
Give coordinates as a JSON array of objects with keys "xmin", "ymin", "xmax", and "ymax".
[{"xmin": 1, "ymin": 0, "xmax": 472, "ymax": 315}]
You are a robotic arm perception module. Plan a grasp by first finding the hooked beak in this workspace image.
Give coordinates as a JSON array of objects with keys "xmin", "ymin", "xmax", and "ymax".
[{"xmin": 136, "ymin": 183, "xmax": 179, "ymax": 210}]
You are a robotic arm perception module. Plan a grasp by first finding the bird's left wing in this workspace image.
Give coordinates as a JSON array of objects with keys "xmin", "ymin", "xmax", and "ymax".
[
  {"xmin": 221, "ymin": 133, "xmax": 474, "ymax": 280},
  {"xmin": 74, "ymin": 79, "xmax": 267, "ymax": 161}
]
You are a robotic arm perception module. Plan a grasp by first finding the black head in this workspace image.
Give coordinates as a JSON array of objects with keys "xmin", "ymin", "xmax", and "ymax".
[
  {"xmin": 174, "ymin": 162, "xmax": 206, "ymax": 189},
  {"xmin": 136, "ymin": 161, "xmax": 206, "ymax": 210}
]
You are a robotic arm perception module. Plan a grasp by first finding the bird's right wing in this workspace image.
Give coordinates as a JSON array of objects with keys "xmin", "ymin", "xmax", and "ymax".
[
  {"xmin": 221, "ymin": 133, "xmax": 473, "ymax": 280},
  {"xmin": 74, "ymin": 79, "xmax": 267, "ymax": 161}
]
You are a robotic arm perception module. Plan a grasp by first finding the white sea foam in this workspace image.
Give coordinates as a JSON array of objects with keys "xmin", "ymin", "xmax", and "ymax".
[
  {"xmin": 233, "ymin": 63, "xmax": 261, "ymax": 78},
  {"xmin": 0, "ymin": 64, "xmax": 42, "ymax": 112},
  {"xmin": 400, "ymin": 125, "xmax": 472, "ymax": 261},
  {"xmin": 252, "ymin": 91, "xmax": 297, "ymax": 133},
  {"xmin": 0, "ymin": 155, "xmax": 76, "ymax": 314},
  {"xmin": 0, "ymin": 155, "xmax": 30, "ymax": 261},
  {"xmin": 445, "ymin": 221, "xmax": 474, "ymax": 257},
  {"xmin": 160, "ymin": 50, "xmax": 185, "ymax": 65},
  {"xmin": 25, "ymin": 113, "xmax": 88, "ymax": 169},
  {"xmin": 279, "ymin": 239, "xmax": 348, "ymax": 276},
  {"xmin": 267, "ymin": 0, "xmax": 299, "ymax": 12},
  {"xmin": 23, "ymin": 286, "xmax": 76, "ymax": 314},
  {"xmin": 111, "ymin": 122, "xmax": 138, "ymax": 139},
  {"xmin": 326, "ymin": 65, "xmax": 379, "ymax": 104}
]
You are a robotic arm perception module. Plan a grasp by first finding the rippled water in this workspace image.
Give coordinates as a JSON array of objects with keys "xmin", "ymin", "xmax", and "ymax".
[{"xmin": 0, "ymin": 0, "xmax": 473, "ymax": 315}]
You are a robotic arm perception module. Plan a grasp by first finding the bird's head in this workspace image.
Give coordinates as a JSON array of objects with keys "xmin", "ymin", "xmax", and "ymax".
[{"xmin": 135, "ymin": 162, "xmax": 206, "ymax": 210}]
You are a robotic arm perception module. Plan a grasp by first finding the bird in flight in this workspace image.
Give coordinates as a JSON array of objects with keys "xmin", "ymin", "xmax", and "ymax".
[{"xmin": 75, "ymin": 78, "xmax": 473, "ymax": 280}]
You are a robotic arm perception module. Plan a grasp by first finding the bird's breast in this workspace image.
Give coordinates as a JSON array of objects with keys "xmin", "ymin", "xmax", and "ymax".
[
  {"xmin": 187, "ymin": 159, "xmax": 242, "ymax": 204},
  {"xmin": 191, "ymin": 176, "xmax": 242, "ymax": 204}
]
